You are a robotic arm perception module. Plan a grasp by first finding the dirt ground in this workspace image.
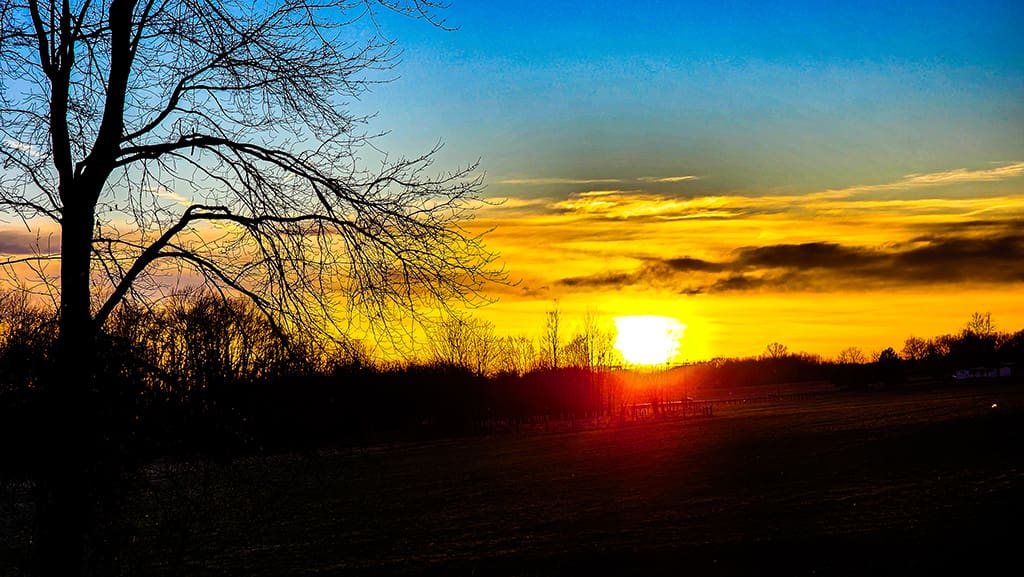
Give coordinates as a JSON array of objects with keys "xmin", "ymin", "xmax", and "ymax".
[{"xmin": 4, "ymin": 382, "xmax": 1022, "ymax": 576}]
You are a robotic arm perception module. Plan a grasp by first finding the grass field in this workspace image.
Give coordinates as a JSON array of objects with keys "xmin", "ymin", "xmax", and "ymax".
[{"xmin": 4, "ymin": 382, "xmax": 1022, "ymax": 575}]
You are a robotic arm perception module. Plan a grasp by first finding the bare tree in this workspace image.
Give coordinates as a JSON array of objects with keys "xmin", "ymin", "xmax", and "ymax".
[
  {"xmin": 0, "ymin": 1, "xmax": 502, "ymax": 575},
  {"xmin": 563, "ymin": 310, "xmax": 618, "ymax": 370},
  {"xmin": 762, "ymin": 342, "xmax": 788, "ymax": 360},
  {"xmin": 541, "ymin": 300, "xmax": 561, "ymax": 369},
  {"xmin": 0, "ymin": 288, "xmax": 55, "ymax": 393},
  {"xmin": 836, "ymin": 346, "xmax": 866, "ymax": 364},
  {"xmin": 901, "ymin": 335, "xmax": 928, "ymax": 362},
  {"xmin": 875, "ymin": 347, "xmax": 899, "ymax": 363},
  {"xmin": 964, "ymin": 311, "xmax": 995, "ymax": 337},
  {"xmin": 496, "ymin": 334, "xmax": 536, "ymax": 376},
  {"xmin": 426, "ymin": 314, "xmax": 498, "ymax": 377}
]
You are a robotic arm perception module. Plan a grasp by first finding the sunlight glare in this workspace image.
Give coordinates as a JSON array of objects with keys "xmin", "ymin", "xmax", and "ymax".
[{"xmin": 613, "ymin": 315, "xmax": 686, "ymax": 366}]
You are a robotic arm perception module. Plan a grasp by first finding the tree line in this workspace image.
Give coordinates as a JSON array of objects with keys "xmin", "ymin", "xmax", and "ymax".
[
  {"xmin": 3, "ymin": 292, "xmax": 1021, "ymax": 472},
  {"xmin": 0, "ymin": 292, "xmax": 623, "ymax": 465}
]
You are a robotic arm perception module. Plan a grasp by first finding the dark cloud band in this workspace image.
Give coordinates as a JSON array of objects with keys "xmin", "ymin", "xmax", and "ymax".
[{"xmin": 558, "ymin": 223, "xmax": 1024, "ymax": 293}]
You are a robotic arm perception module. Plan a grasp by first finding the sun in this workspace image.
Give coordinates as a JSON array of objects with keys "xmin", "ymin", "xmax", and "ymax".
[{"xmin": 613, "ymin": 315, "xmax": 686, "ymax": 366}]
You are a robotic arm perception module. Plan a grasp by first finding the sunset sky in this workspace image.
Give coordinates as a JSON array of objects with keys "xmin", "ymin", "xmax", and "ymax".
[
  {"xmin": 2, "ymin": 1, "xmax": 1021, "ymax": 363},
  {"xmin": 355, "ymin": 0, "xmax": 1024, "ymax": 360}
]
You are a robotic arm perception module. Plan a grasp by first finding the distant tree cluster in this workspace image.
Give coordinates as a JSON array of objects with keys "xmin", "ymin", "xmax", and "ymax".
[
  {"xmin": 682, "ymin": 351, "xmax": 829, "ymax": 393},
  {"xmin": 896, "ymin": 312, "xmax": 1023, "ymax": 375},
  {"xmin": 423, "ymin": 304, "xmax": 621, "ymax": 377},
  {"xmin": 824, "ymin": 311, "xmax": 1024, "ymax": 388}
]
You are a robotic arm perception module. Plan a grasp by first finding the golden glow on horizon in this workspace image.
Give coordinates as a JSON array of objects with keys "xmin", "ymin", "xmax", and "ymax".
[
  {"xmin": 457, "ymin": 164, "xmax": 1024, "ymax": 362},
  {"xmin": 613, "ymin": 315, "xmax": 686, "ymax": 366}
]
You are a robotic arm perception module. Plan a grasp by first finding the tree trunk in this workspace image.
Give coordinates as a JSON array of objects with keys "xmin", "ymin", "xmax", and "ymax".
[{"xmin": 33, "ymin": 195, "xmax": 112, "ymax": 577}]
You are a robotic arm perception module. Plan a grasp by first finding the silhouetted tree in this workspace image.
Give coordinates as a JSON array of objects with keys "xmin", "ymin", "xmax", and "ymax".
[
  {"xmin": 427, "ymin": 314, "xmax": 499, "ymax": 377},
  {"xmin": 927, "ymin": 334, "xmax": 954, "ymax": 359},
  {"xmin": 836, "ymin": 346, "xmax": 867, "ymax": 364},
  {"xmin": 563, "ymin": 311, "xmax": 618, "ymax": 370},
  {"xmin": 997, "ymin": 329, "xmax": 1024, "ymax": 364},
  {"xmin": 873, "ymin": 347, "xmax": 903, "ymax": 384},
  {"xmin": 0, "ymin": 290, "xmax": 55, "ymax": 393},
  {"xmin": 496, "ymin": 335, "xmax": 537, "ymax": 376},
  {"xmin": 0, "ymin": 2, "xmax": 501, "ymax": 575},
  {"xmin": 0, "ymin": 290, "xmax": 56, "ymax": 479},
  {"xmin": 875, "ymin": 347, "xmax": 899, "ymax": 363},
  {"xmin": 541, "ymin": 301, "xmax": 562, "ymax": 369},
  {"xmin": 901, "ymin": 335, "xmax": 928, "ymax": 362},
  {"xmin": 762, "ymin": 342, "xmax": 789, "ymax": 360},
  {"xmin": 965, "ymin": 311, "xmax": 996, "ymax": 337}
]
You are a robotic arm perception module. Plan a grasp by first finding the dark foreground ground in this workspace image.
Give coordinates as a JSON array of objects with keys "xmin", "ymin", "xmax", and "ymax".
[{"xmin": 4, "ymin": 382, "xmax": 1022, "ymax": 576}]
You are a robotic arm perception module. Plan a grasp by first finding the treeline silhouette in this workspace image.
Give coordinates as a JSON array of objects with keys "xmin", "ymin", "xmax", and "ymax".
[{"xmin": 1, "ymin": 292, "xmax": 1021, "ymax": 471}]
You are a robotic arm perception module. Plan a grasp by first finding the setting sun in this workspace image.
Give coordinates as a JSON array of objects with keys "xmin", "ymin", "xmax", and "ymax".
[{"xmin": 613, "ymin": 315, "xmax": 686, "ymax": 366}]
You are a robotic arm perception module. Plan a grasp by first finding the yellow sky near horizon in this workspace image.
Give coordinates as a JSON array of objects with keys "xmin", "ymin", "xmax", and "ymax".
[{"xmin": 458, "ymin": 161, "xmax": 1024, "ymax": 361}]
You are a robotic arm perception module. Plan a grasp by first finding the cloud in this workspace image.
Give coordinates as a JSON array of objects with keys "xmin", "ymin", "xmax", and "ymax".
[
  {"xmin": 559, "ymin": 271, "xmax": 637, "ymax": 289},
  {"xmin": 819, "ymin": 161, "xmax": 1024, "ymax": 198},
  {"xmin": 550, "ymin": 190, "xmax": 747, "ymax": 220},
  {"xmin": 483, "ymin": 161, "xmax": 1024, "ymax": 226},
  {"xmin": 901, "ymin": 162, "xmax": 1024, "ymax": 186},
  {"xmin": 146, "ymin": 184, "xmax": 191, "ymax": 207},
  {"xmin": 0, "ymin": 230, "xmax": 58, "ymax": 255},
  {"xmin": 726, "ymin": 231, "xmax": 1024, "ymax": 289},
  {"xmin": 3, "ymin": 139, "xmax": 45, "ymax": 158},
  {"xmin": 558, "ymin": 255, "xmax": 723, "ymax": 290},
  {"xmin": 468, "ymin": 196, "xmax": 556, "ymax": 220},
  {"xmin": 555, "ymin": 223, "xmax": 1024, "ymax": 294},
  {"xmin": 660, "ymin": 257, "xmax": 726, "ymax": 273},
  {"xmin": 481, "ymin": 189, "xmax": 1024, "ymax": 232},
  {"xmin": 707, "ymin": 275, "xmax": 770, "ymax": 293},
  {"xmin": 734, "ymin": 243, "xmax": 878, "ymax": 270},
  {"xmin": 463, "ymin": 161, "xmax": 1024, "ymax": 304},
  {"xmin": 911, "ymin": 218, "xmax": 1024, "ymax": 234},
  {"xmin": 498, "ymin": 177, "xmax": 624, "ymax": 185},
  {"xmin": 637, "ymin": 175, "xmax": 699, "ymax": 183},
  {"xmin": 499, "ymin": 175, "xmax": 700, "ymax": 186},
  {"xmin": 892, "ymin": 234, "xmax": 1024, "ymax": 282},
  {"xmin": 479, "ymin": 196, "xmax": 549, "ymax": 209}
]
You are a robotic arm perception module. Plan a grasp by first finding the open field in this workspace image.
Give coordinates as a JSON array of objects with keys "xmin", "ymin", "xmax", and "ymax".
[{"xmin": 4, "ymin": 382, "xmax": 1022, "ymax": 575}]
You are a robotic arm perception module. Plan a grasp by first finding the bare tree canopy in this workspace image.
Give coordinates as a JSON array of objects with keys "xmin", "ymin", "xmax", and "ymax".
[
  {"xmin": 0, "ymin": 0, "xmax": 503, "ymax": 340},
  {"xmin": 762, "ymin": 341, "xmax": 789, "ymax": 360},
  {"xmin": 964, "ymin": 311, "xmax": 995, "ymax": 338},
  {"xmin": 836, "ymin": 346, "xmax": 866, "ymax": 365}
]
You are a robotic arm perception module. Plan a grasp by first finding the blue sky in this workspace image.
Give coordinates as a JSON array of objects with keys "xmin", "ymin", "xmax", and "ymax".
[{"xmin": 354, "ymin": 0, "xmax": 1023, "ymax": 198}]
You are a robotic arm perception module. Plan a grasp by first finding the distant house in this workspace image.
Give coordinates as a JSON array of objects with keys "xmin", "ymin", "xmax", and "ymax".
[{"xmin": 952, "ymin": 366, "xmax": 1012, "ymax": 380}]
